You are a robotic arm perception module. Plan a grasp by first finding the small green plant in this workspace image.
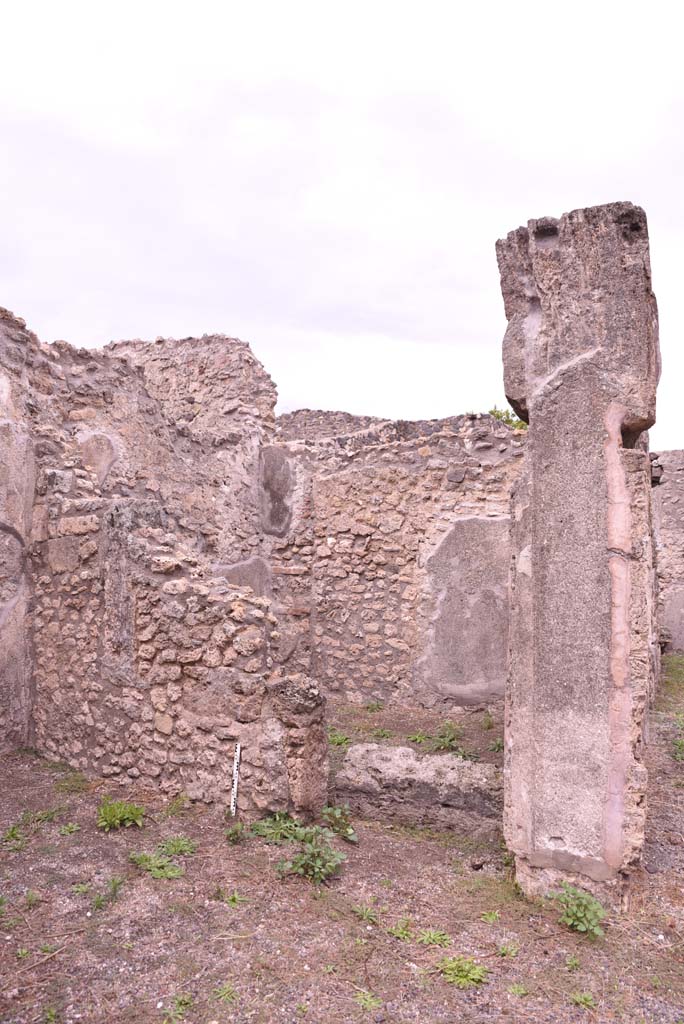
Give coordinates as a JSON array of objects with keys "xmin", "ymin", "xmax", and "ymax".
[
  {"xmin": 55, "ymin": 771, "xmax": 89, "ymax": 794},
  {"xmin": 71, "ymin": 882, "xmax": 90, "ymax": 895},
  {"xmin": 570, "ymin": 991, "xmax": 597, "ymax": 1009},
  {"xmin": 44, "ymin": 1010, "xmax": 58, "ymax": 1023},
  {"xmin": 328, "ymin": 727, "xmax": 351, "ymax": 748},
  {"xmin": 482, "ymin": 711, "xmax": 494, "ymax": 731},
  {"xmin": 352, "ymin": 903, "xmax": 379, "ymax": 924},
  {"xmin": 407, "ymin": 731, "xmax": 429, "ymax": 744},
  {"xmin": 498, "ymin": 942, "xmax": 519, "ymax": 958},
  {"xmin": 488, "ymin": 405, "xmax": 527, "ymax": 430},
  {"xmin": 225, "ymin": 821, "xmax": 246, "ymax": 844},
  {"xmin": 59, "ymin": 822, "xmax": 80, "ymax": 836},
  {"xmin": 370, "ymin": 727, "xmax": 391, "ymax": 739},
  {"xmin": 163, "ymin": 793, "xmax": 190, "ymax": 817},
  {"xmin": 387, "ymin": 916, "xmax": 412, "ymax": 940},
  {"xmin": 365, "ymin": 701, "xmax": 384, "ymax": 712},
  {"xmin": 97, "ymin": 798, "xmax": 144, "ymax": 831},
  {"xmin": 321, "ymin": 805, "xmax": 358, "ymax": 843},
  {"xmin": 2, "ymin": 824, "xmax": 25, "ymax": 849},
  {"xmin": 417, "ymin": 928, "xmax": 450, "ymax": 948},
  {"xmin": 436, "ymin": 955, "xmax": 488, "ymax": 988},
  {"xmin": 130, "ymin": 851, "xmax": 184, "ymax": 880},
  {"xmin": 508, "ymin": 983, "xmax": 528, "ymax": 996},
  {"xmin": 162, "ymin": 993, "xmax": 193, "ymax": 1024},
  {"xmin": 213, "ymin": 982, "xmax": 237, "ymax": 1003},
  {"xmin": 92, "ymin": 876, "xmax": 124, "ymax": 910},
  {"xmin": 251, "ymin": 811, "xmax": 302, "ymax": 844},
  {"xmin": 0, "ymin": 896, "xmax": 6, "ymax": 916},
  {"xmin": 566, "ymin": 954, "xmax": 581, "ymax": 971},
  {"xmin": 221, "ymin": 889, "xmax": 249, "ymax": 908},
  {"xmin": 40, "ymin": 944, "xmax": 57, "ymax": 954},
  {"xmin": 556, "ymin": 883, "xmax": 606, "ymax": 939},
  {"xmin": 481, "ymin": 910, "xmax": 500, "ymax": 923},
  {"xmin": 16, "ymin": 947, "xmax": 30, "ymax": 959},
  {"xmin": 489, "ymin": 738, "xmax": 504, "ymax": 753},
  {"xmin": 432, "ymin": 721, "xmax": 477, "ymax": 760},
  {"xmin": 354, "ymin": 990, "xmax": 382, "ymax": 1011},
  {"xmin": 25, "ymin": 890, "xmax": 41, "ymax": 909},
  {"xmin": 672, "ymin": 736, "xmax": 684, "ymax": 762},
  {"xmin": 432, "ymin": 720, "xmax": 463, "ymax": 750},
  {"xmin": 277, "ymin": 830, "xmax": 346, "ymax": 884},
  {"xmin": 157, "ymin": 836, "xmax": 196, "ymax": 857}
]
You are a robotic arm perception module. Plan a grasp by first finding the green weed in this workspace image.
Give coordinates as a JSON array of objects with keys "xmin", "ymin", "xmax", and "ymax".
[
  {"xmin": 437, "ymin": 955, "xmax": 488, "ymax": 988},
  {"xmin": 556, "ymin": 883, "xmax": 606, "ymax": 939},
  {"xmin": 97, "ymin": 798, "xmax": 144, "ymax": 831}
]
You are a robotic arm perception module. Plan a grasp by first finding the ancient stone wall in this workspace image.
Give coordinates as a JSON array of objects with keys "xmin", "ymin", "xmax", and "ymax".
[
  {"xmin": 0, "ymin": 308, "xmax": 327, "ymax": 816},
  {"xmin": 498, "ymin": 202, "xmax": 660, "ymax": 898},
  {"xmin": 270, "ymin": 413, "xmax": 524, "ymax": 707},
  {"xmin": 653, "ymin": 450, "xmax": 684, "ymax": 651}
]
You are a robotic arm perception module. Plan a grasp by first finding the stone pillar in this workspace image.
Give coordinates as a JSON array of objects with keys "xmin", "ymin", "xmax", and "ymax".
[
  {"xmin": 496, "ymin": 203, "xmax": 661, "ymax": 897},
  {"xmin": 0, "ymin": 310, "xmax": 36, "ymax": 750}
]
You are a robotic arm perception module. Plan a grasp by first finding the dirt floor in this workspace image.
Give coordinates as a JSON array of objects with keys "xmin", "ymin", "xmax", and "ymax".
[{"xmin": 1, "ymin": 659, "xmax": 684, "ymax": 1024}]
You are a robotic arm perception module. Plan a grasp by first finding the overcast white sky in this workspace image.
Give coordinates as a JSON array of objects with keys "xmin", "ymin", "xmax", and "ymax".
[{"xmin": 2, "ymin": 1, "xmax": 682, "ymax": 446}]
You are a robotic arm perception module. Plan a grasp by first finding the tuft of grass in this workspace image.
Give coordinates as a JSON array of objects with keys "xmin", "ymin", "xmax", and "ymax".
[
  {"xmin": 482, "ymin": 711, "xmax": 494, "ymax": 731},
  {"xmin": 71, "ymin": 882, "xmax": 90, "ymax": 895},
  {"xmin": 16, "ymin": 947, "xmax": 31, "ymax": 959},
  {"xmin": 225, "ymin": 822, "xmax": 246, "ymax": 844},
  {"xmin": 417, "ymin": 928, "xmax": 450, "ymax": 948},
  {"xmin": 55, "ymin": 771, "xmax": 89, "ymax": 794},
  {"xmin": 566, "ymin": 954, "xmax": 581, "ymax": 971},
  {"xmin": 509, "ymin": 983, "xmax": 528, "ymax": 996},
  {"xmin": 328, "ymin": 727, "xmax": 351, "ymax": 749},
  {"xmin": 370, "ymin": 727, "xmax": 391, "ymax": 739},
  {"xmin": 498, "ymin": 942, "xmax": 519, "ymax": 958},
  {"xmin": 213, "ymin": 982, "xmax": 237, "ymax": 1004},
  {"xmin": 97, "ymin": 798, "xmax": 144, "ymax": 832},
  {"xmin": 489, "ymin": 738, "xmax": 504, "ymax": 753},
  {"xmin": 92, "ymin": 876, "xmax": 124, "ymax": 911},
  {"xmin": 436, "ymin": 955, "xmax": 488, "ymax": 988},
  {"xmin": 432, "ymin": 721, "xmax": 478, "ymax": 760},
  {"xmin": 387, "ymin": 916, "xmax": 412, "ymax": 940},
  {"xmin": 407, "ymin": 731, "xmax": 429, "ymax": 744},
  {"xmin": 162, "ymin": 993, "xmax": 193, "ymax": 1024},
  {"xmin": 212, "ymin": 887, "xmax": 248, "ymax": 908},
  {"xmin": 481, "ymin": 910, "xmax": 500, "ymax": 923},
  {"xmin": 130, "ymin": 851, "xmax": 184, "ymax": 880},
  {"xmin": 570, "ymin": 991, "xmax": 597, "ymax": 1009},
  {"xmin": 354, "ymin": 991, "xmax": 382, "ymax": 1011},
  {"xmin": 25, "ymin": 890, "xmax": 41, "ymax": 909},
  {"xmin": 352, "ymin": 903, "xmax": 379, "ymax": 925},
  {"xmin": 251, "ymin": 812, "xmax": 303, "ymax": 844},
  {"xmin": 163, "ymin": 793, "xmax": 190, "ymax": 817},
  {"xmin": 59, "ymin": 823, "xmax": 80, "ymax": 836},
  {"xmin": 365, "ymin": 701, "xmax": 384, "ymax": 712},
  {"xmin": 157, "ymin": 836, "xmax": 196, "ymax": 857},
  {"xmin": 673, "ymin": 737, "xmax": 684, "ymax": 762}
]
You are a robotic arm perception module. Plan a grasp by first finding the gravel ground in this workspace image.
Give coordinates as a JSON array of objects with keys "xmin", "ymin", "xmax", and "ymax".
[{"xmin": 1, "ymin": 658, "xmax": 683, "ymax": 1024}]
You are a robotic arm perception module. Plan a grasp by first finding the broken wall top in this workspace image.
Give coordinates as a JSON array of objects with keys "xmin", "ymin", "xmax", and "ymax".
[{"xmin": 496, "ymin": 202, "xmax": 660, "ymax": 433}]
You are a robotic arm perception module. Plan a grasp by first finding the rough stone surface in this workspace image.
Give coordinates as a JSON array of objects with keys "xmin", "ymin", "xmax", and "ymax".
[
  {"xmin": 653, "ymin": 450, "xmax": 684, "ymax": 651},
  {"xmin": 271, "ymin": 412, "xmax": 522, "ymax": 707},
  {"xmin": 0, "ymin": 308, "xmax": 328, "ymax": 816},
  {"xmin": 335, "ymin": 743, "xmax": 502, "ymax": 835},
  {"xmin": 497, "ymin": 202, "xmax": 661, "ymax": 897}
]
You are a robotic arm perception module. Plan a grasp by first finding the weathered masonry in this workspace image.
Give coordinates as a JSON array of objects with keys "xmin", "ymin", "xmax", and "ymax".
[
  {"xmin": 1, "ymin": 200, "xmax": 681, "ymax": 883},
  {"xmin": 497, "ymin": 202, "xmax": 661, "ymax": 897}
]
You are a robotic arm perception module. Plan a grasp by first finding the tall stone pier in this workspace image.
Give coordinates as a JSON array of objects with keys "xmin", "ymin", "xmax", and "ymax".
[{"xmin": 496, "ymin": 203, "xmax": 661, "ymax": 897}]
